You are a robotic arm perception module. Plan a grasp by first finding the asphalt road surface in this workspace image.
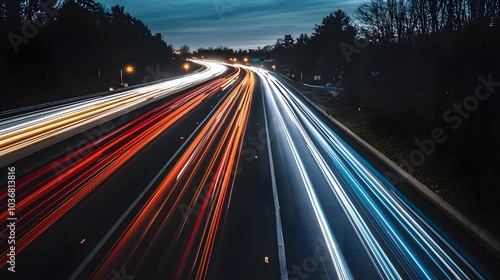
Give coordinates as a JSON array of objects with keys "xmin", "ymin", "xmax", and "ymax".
[{"xmin": 1, "ymin": 62, "xmax": 499, "ymax": 280}]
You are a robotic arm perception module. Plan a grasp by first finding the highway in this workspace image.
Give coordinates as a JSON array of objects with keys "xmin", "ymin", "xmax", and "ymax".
[
  {"xmin": 0, "ymin": 60, "xmax": 226, "ymax": 167},
  {"xmin": 1, "ymin": 62, "xmax": 499, "ymax": 279},
  {"xmin": 254, "ymin": 68, "xmax": 500, "ymax": 279}
]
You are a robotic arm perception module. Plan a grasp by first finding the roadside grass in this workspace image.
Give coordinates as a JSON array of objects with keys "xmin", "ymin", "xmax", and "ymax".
[{"xmin": 291, "ymin": 83, "xmax": 500, "ymax": 242}]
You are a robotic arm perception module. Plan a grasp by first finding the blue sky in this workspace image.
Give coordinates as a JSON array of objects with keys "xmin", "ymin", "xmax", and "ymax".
[{"xmin": 98, "ymin": 0, "xmax": 360, "ymax": 50}]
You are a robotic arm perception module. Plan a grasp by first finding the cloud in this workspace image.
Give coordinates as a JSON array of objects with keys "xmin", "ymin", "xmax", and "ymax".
[{"xmin": 98, "ymin": 0, "xmax": 361, "ymax": 49}]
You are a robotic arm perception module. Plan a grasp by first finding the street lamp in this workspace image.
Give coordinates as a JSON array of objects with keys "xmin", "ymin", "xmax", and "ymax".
[
  {"xmin": 184, "ymin": 63, "xmax": 190, "ymax": 73},
  {"xmin": 121, "ymin": 65, "xmax": 134, "ymax": 86}
]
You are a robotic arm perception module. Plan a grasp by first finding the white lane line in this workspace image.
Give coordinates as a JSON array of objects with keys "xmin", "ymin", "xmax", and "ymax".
[
  {"xmin": 69, "ymin": 81, "xmax": 231, "ymax": 280},
  {"xmin": 261, "ymin": 76, "xmax": 289, "ymax": 280}
]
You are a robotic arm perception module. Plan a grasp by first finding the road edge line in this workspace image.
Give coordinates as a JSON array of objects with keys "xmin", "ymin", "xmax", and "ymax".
[
  {"xmin": 261, "ymin": 75, "xmax": 289, "ymax": 280},
  {"xmin": 281, "ymin": 75, "xmax": 500, "ymax": 261},
  {"xmin": 69, "ymin": 79, "xmax": 234, "ymax": 280}
]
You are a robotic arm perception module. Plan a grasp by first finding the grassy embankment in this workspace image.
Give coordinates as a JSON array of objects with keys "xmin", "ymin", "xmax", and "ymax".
[{"xmin": 289, "ymin": 82, "xmax": 500, "ymax": 242}]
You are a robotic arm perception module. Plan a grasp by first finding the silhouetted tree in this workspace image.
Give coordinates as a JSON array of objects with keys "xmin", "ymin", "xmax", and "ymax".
[
  {"xmin": 309, "ymin": 10, "xmax": 356, "ymax": 84},
  {"xmin": 296, "ymin": 33, "xmax": 310, "ymax": 49},
  {"xmin": 1, "ymin": 0, "xmax": 22, "ymax": 30},
  {"xmin": 179, "ymin": 44, "xmax": 190, "ymax": 60},
  {"xmin": 1, "ymin": 0, "xmax": 174, "ymax": 109}
]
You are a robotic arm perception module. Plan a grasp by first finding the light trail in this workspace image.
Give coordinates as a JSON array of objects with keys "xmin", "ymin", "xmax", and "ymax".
[
  {"xmin": 0, "ymin": 60, "xmax": 226, "ymax": 167},
  {"xmin": 255, "ymin": 68, "xmax": 488, "ymax": 279},
  {"xmin": 0, "ymin": 70, "xmax": 238, "ymax": 268},
  {"xmin": 0, "ymin": 61, "xmax": 492, "ymax": 279},
  {"xmin": 257, "ymin": 68, "xmax": 353, "ymax": 280},
  {"xmin": 88, "ymin": 69, "xmax": 255, "ymax": 279}
]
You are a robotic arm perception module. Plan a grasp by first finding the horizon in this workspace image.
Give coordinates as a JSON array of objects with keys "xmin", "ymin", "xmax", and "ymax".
[{"xmin": 97, "ymin": 0, "xmax": 360, "ymax": 50}]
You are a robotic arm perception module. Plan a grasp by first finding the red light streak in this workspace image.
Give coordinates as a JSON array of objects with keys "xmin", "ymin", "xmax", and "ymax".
[
  {"xmin": 89, "ymin": 69, "xmax": 255, "ymax": 279},
  {"xmin": 0, "ymin": 71, "xmax": 238, "ymax": 268}
]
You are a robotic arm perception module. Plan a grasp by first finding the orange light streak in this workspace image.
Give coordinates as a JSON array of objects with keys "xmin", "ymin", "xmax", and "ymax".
[
  {"xmin": 0, "ymin": 72, "xmax": 238, "ymax": 268},
  {"xmin": 89, "ymin": 69, "xmax": 255, "ymax": 280}
]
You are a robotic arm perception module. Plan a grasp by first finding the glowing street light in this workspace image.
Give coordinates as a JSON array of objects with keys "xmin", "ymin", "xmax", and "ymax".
[
  {"xmin": 121, "ymin": 65, "xmax": 134, "ymax": 86},
  {"xmin": 184, "ymin": 63, "xmax": 190, "ymax": 73}
]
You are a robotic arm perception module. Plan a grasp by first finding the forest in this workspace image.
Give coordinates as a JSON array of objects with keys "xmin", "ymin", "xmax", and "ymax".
[
  {"xmin": 1, "ymin": 0, "xmax": 174, "ymax": 109},
  {"xmin": 195, "ymin": 0, "xmax": 500, "ymax": 210},
  {"xmin": 2, "ymin": 0, "xmax": 499, "ymax": 115},
  {"xmin": 2, "ymin": 1, "xmax": 500, "ymax": 201}
]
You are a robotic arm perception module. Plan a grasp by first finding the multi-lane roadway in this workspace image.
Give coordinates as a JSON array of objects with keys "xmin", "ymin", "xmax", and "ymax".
[{"xmin": 1, "ymin": 61, "xmax": 499, "ymax": 279}]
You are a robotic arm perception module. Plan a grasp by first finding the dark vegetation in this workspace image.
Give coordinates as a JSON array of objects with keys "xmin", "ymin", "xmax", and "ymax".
[
  {"xmin": 258, "ymin": 0, "xmax": 499, "ymax": 237},
  {"xmin": 1, "ymin": 0, "xmax": 179, "ymax": 110},
  {"xmin": 294, "ymin": 84, "xmax": 500, "ymax": 240},
  {"xmin": 1, "ymin": 0, "xmax": 499, "ymax": 231},
  {"xmin": 197, "ymin": 1, "xmax": 500, "ymax": 226}
]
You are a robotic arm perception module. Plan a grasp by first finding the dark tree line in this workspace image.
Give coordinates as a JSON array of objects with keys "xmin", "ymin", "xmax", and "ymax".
[
  {"xmin": 1, "ymin": 1, "xmax": 499, "ymax": 205},
  {"xmin": 194, "ymin": 1, "xmax": 500, "ymax": 207},
  {"xmin": 349, "ymin": 0, "xmax": 500, "ymax": 207},
  {"xmin": 1, "ymin": 0, "xmax": 174, "ymax": 108},
  {"xmin": 195, "ymin": 10, "xmax": 356, "ymax": 86},
  {"xmin": 193, "ymin": 2, "xmax": 499, "ymax": 121}
]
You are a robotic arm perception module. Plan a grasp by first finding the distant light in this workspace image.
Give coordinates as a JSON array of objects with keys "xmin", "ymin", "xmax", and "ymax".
[
  {"xmin": 80, "ymin": 239, "xmax": 86, "ymax": 244},
  {"xmin": 125, "ymin": 65, "xmax": 134, "ymax": 73},
  {"xmin": 264, "ymin": 256, "xmax": 269, "ymax": 263}
]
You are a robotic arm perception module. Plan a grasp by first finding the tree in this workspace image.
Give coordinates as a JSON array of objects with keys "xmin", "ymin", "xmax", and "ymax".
[
  {"xmin": 313, "ymin": 10, "xmax": 356, "ymax": 42},
  {"xmin": 281, "ymin": 34, "xmax": 295, "ymax": 49},
  {"xmin": 2, "ymin": 0, "xmax": 175, "ymax": 98},
  {"xmin": 180, "ymin": 44, "xmax": 190, "ymax": 59},
  {"xmin": 296, "ymin": 33, "xmax": 310, "ymax": 49},
  {"xmin": 1, "ymin": 0, "xmax": 22, "ymax": 30},
  {"xmin": 308, "ymin": 10, "xmax": 356, "ymax": 83},
  {"xmin": 355, "ymin": 1, "xmax": 394, "ymax": 43}
]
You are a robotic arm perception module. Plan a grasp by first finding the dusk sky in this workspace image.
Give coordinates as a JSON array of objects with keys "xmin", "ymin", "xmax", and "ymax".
[{"xmin": 98, "ymin": 0, "xmax": 361, "ymax": 50}]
